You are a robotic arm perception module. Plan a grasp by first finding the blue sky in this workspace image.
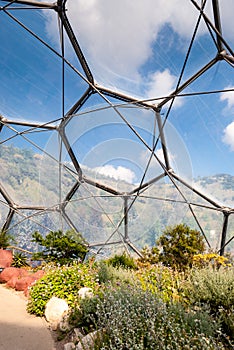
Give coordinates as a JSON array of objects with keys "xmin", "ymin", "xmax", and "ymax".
[{"xmin": 1, "ymin": 0, "xmax": 234, "ymax": 184}]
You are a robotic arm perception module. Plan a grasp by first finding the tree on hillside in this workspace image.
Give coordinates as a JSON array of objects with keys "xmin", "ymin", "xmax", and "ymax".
[
  {"xmin": 157, "ymin": 223, "xmax": 205, "ymax": 270},
  {"xmin": 31, "ymin": 229, "xmax": 88, "ymax": 265}
]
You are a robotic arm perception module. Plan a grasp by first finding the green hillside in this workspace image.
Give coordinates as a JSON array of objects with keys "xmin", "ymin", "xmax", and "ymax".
[{"xmin": 0, "ymin": 145, "xmax": 233, "ymax": 254}]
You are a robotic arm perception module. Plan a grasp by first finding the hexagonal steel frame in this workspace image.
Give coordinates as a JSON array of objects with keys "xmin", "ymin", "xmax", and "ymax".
[{"xmin": 0, "ymin": 0, "xmax": 234, "ymax": 256}]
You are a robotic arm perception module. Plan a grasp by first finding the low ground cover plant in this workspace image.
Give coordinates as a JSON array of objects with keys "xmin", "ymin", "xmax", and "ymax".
[
  {"xmin": 27, "ymin": 261, "xmax": 99, "ymax": 316},
  {"xmin": 26, "ymin": 224, "xmax": 234, "ymax": 348},
  {"xmin": 27, "ymin": 257, "xmax": 234, "ymax": 348},
  {"xmin": 183, "ymin": 266, "xmax": 234, "ymax": 342},
  {"xmin": 77, "ymin": 286, "xmax": 225, "ymax": 349},
  {"xmin": 192, "ymin": 253, "xmax": 231, "ymax": 269}
]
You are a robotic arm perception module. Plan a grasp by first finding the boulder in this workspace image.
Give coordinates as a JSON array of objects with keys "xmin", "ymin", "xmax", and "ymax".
[
  {"xmin": 45, "ymin": 296, "xmax": 69, "ymax": 330},
  {"xmin": 15, "ymin": 275, "xmax": 37, "ymax": 292},
  {"xmin": 6, "ymin": 275, "xmax": 19, "ymax": 289},
  {"xmin": 0, "ymin": 267, "xmax": 20, "ymax": 283},
  {"xmin": 19, "ymin": 268, "xmax": 31, "ymax": 277},
  {"xmin": 0, "ymin": 249, "xmax": 13, "ymax": 268},
  {"xmin": 78, "ymin": 287, "xmax": 93, "ymax": 299},
  {"xmin": 23, "ymin": 271, "xmax": 44, "ymax": 297},
  {"xmin": 24, "ymin": 286, "xmax": 31, "ymax": 298}
]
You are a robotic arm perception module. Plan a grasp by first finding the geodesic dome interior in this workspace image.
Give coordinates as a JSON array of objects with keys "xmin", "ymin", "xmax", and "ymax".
[{"xmin": 0, "ymin": 0, "xmax": 234, "ymax": 257}]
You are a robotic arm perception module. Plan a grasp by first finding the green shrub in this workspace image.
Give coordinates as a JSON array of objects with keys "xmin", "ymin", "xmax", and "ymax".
[
  {"xmin": 31, "ymin": 229, "xmax": 88, "ymax": 265},
  {"xmin": 0, "ymin": 230, "xmax": 14, "ymax": 249},
  {"xmin": 97, "ymin": 261, "xmax": 136, "ymax": 286},
  {"xmin": 138, "ymin": 245, "xmax": 160, "ymax": 265},
  {"xmin": 192, "ymin": 253, "xmax": 231, "ymax": 269},
  {"xmin": 68, "ymin": 295, "xmax": 101, "ymax": 333},
  {"xmin": 86, "ymin": 286, "xmax": 224, "ymax": 349},
  {"xmin": 157, "ymin": 223, "xmax": 205, "ymax": 270},
  {"xmin": 183, "ymin": 266, "xmax": 234, "ymax": 341},
  {"xmin": 27, "ymin": 262, "xmax": 99, "ymax": 316},
  {"xmin": 106, "ymin": 252, "xmax": 137, "ymax": 270},
  {"xmin": 136, "ymin": 264, "xmax": 183, "ymax": 303}
]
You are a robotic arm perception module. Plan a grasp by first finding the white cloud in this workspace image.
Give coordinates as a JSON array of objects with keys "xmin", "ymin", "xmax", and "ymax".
[
  {"xmin": 44, "ymin": 1, "xmax": 204, "ymax": 89},
  {"xmin": 44, "ymin": 1, "xmax": 234, "ymax": 100},
  {"xmin": 65, "ymin": 0, "xmax": 200, "ymax": 78},
  {"xmin": 220, "ymin": 86, "xmax": 234, "ymax": 109},
  {"xmin": 220, "ymin": 87, "xmax": 234, "ymax": 151},
  {"xmin": 223, "ymin": 121, "xmax": 234, "ymax": 151},
  {"xmin": 145, "ymin": 69, "xmax": 183, "ymax": 107},
  {"xmin": 147, "ymin": 69, "xmax": 176, "ymax": 98},
  {"xmin": 66, "ymin": 0, "xmax": 162, "ymax": 78},
  {"xmin": 218, "ymin": 0, "xmax": 234, "ymax": 43},
  {"xmin": 94, "ymin": 164, "xmax": 136, "ymax": 183},
  {"xmin": 156, "ymin": 148, "xmax": 166, "ymax": 163}
]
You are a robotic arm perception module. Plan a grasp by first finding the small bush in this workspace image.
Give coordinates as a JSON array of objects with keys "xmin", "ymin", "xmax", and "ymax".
[
  {"xmin": 106, "ymin": 252, "xmax": 137, "ymax": 270},
  {"xmin": 97, "ymin": 261, "xmax": 136, "ymax": 286},
  {"xmin": 192, "ymin": 253, "xmax": 231, "ymax": 269},
  {"xmin": 31, "ymin": 229, "xmax": 88, "ymax": 265},
  {"xmin": 138, "ymin": 245, "xmax": 159, "ymax": 265},
  {"xmin": 157, "ymin": 223, "xmax": 205, "ymax": 270},
  {"xmin": 136, "ymin": 264, "xmax": 183, "ymax": 303},
  {"xmin": 183, "ymin": 266, "xmax": 234, "ymax": 341},
  {"xmin": 0, "ymin": 230, "xmax": 14, "ymax": 249},
  {"xmin": 69, "ymin": 295, "xmax": 101, "ymax": 333},
  {"xmin": 27, "ymin": 262, "xmax": 99, "ymax": 316}
]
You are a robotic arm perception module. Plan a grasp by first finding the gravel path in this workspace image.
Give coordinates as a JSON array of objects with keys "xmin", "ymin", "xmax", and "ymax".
[{"xmin": 0, "ymin": 283, "xmax": 56, "ymax": 350}]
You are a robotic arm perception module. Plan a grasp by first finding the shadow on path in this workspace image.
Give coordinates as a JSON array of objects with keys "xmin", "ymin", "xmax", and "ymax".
[{"xmin": 0, "ymin": 284, "xmax": 55, "ymax": 350}]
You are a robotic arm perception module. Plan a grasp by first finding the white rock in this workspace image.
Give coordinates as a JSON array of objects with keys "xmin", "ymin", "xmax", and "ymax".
[
  {"xmin": 76, "ymin": 330, "xmax": 102, "ymax": 350},
  {"xmin": 78, "ymin": 287, "xmax": 93, "ymax": 299},
  {"xmin": 45, "ymin": 296, "xmax": 69, "ymax": 330},
  {"xmin": 64, "ymin": 342, "xmax": 76, "ymax": 350},
  {"xmin": 72, "ymin": 328, "xmax": 84, "ymax": 343}
]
